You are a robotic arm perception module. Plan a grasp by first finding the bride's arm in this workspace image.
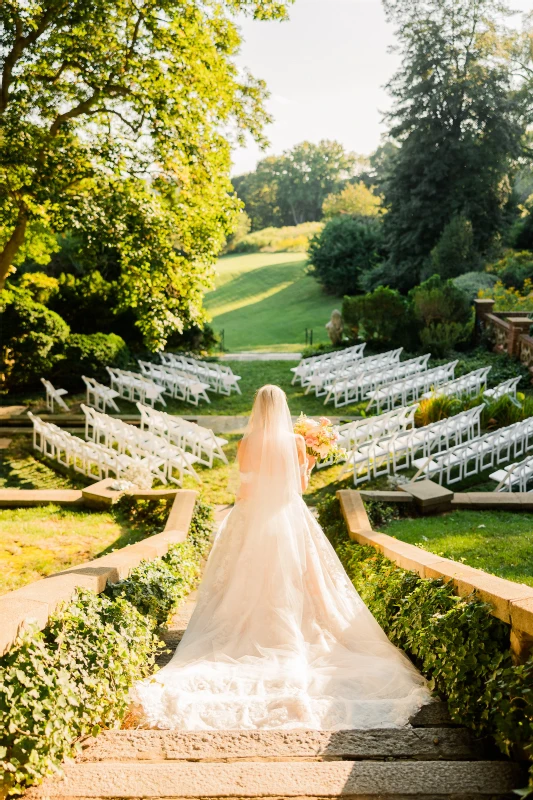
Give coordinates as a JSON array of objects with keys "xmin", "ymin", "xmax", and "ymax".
[{"xmin": 296, "ymin": 435, "xmax": 314, "ymax": 491}]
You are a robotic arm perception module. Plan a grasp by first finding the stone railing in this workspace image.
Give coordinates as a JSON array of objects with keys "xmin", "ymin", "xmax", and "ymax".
[
  {"xmin": 474, "ymin": 298, "xmax": 533, "ymax": 367},
  {"xmin": 519, "ymin": 334, "xmax": 533, "ymax": 369},
  {"xmin": 0, "ymin": 481, "xmax": 198, "ymax": 657},
  {"xmin": 338, "ymin": 486, "xmax": 533, "ymax": 664}
]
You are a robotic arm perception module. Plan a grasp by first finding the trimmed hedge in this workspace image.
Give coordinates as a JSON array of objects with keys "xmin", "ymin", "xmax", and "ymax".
[
  {"xmin": 53, "ymin": 332, "xmax": 130, "ymax": 389},
  {"xmin": 0, "ymin": 500, "xmax": 214, "ymax": 797},
  {"xmin": 0, "ymin": 286, "xmax": 70, "ymax": 391},
  {"xmin": 318, "ymin": 495, "xmax": 533, "ymax": 786}
]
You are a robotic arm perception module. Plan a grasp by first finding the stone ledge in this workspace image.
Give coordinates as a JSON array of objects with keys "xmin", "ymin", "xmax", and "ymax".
[
  {"xmin": 0, "ymin": 480, "xmax": 182, "ymax": 510},
  {"xmin": 359, "ymin": 490, "xmax": 415, "ymax": 504},
  {"xmin": 0, "ymin": 489, "xmax": 198, "ymax": 657},
  {"xmin": 337, "ymin": 489, "xmax": 533, "ymax": 660},
  {"xmin": 451, "ymin": 492, "xmax": 530, "ymax": 510},
  {"xmin": 0, "ymin": 489, "xmax": 84, "ymax": 507}
]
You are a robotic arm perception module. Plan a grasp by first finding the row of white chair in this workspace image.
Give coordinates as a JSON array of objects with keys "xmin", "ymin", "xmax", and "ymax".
[
  {"xmin": 291, "ymin": 343, "xmax": 366, "ymax": 386},
  {"xmin": 106, "ymin": 367, "xmax": 166, "ymax": 407},
  {"xmin": 341, "ymin": 406, "xmax": 484, "ymax": 486},
  {"xmin": 317, "ymin": 404, "xmax": 420, "ymax": 470},
  {"xmin": 484, "ymin": 376, "xmax": 522, "ymax": 402},
  {"xmin": 366, "ymin": 361, "xmax": 458, "ymax": 413},
  {"xmin": 82, "ymin": 405, "xmax": 199, "ymax": 486},
  {"xmin": 421, "ymin": 367, "xmax": 491, "ymax": 401},
  {"xmin": 161, "ymin": 353, "xmax": 242, "ymax": 395},
  {"xmin": 136, "ymin": 403, "xmax": 229, "ymax": 468},
  {"xmin": 138, "ymin": 361, "xmax": 210, "ymax": 406},
  {"xmin": 29, "ymin": 412, "xmax": 155, "ymax": 486},
  {"xmin": 491, "ymin": 454, "xmax": 533, "ymax": 492},
  {"xmin": 412, "ymin": 417, "xmax": 533, "ymax": 485},
  {"xmin": 324, "ymin": 354, "xmax": 430, "ymax": 408},
  {"xmin": 305, "ymin": 348, "xmax": 403, "ymax": 398}
]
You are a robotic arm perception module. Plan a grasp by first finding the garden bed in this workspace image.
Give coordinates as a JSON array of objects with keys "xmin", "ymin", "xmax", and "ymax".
[
  {"xmin": 0, "ymin": 500, "xmax": 214, "ymax": 798},
  {"xmin": 318, "ymin": 496, "xmax": 533, "ymax": 789}
]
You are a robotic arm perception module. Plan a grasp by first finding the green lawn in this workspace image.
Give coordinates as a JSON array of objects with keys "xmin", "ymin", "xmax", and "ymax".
[
  {"xmin": 382, "ymin": 510, "xmax": 533, "ymax": 587},
  {"xmin": 0, "ymin": 504, "xmax": 166, "ymax": 595},
  {"xmin": 204, "ymin": 253, "xmax": 342, "ymax": 352},
  {"xmin": 0, "ymin": 437, "xmax": 173, "ymax": 594}
]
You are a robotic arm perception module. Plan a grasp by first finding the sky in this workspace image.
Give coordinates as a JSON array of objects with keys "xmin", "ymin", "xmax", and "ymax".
[{"xmin": 231, "ymin": 0, "xmax": 532, "ymax": 176}]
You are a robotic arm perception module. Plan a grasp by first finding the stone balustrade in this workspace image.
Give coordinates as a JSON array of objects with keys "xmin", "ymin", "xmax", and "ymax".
[{"xmin": 474, "ymin": 298, "xmax": 533, "ymax": 366}]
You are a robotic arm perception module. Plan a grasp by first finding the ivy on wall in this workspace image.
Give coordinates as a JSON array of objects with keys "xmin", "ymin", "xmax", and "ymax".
[
  {"xmin": 317, "ymin": 495, "xmax": 533, "ymax": 788},
  {"xmin": 0, "ymin": 500, "xmax": 214, "ymax": 797}
]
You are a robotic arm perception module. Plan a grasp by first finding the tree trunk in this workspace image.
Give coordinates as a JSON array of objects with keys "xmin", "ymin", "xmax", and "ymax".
[{"xmin": 0, "ymin": 209, "xmax": 28, "ymax": 289}]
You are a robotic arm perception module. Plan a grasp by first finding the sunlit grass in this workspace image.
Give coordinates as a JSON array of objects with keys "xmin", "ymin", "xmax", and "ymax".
[
  {"xmin": 204, "ymin": 253, "xmax": 341, "ymax": 352},
  {"xmin": 382, "ymin": 510, "xmax": 533, "ymax": 587},
  {"xmin": 0, "ymin": 504, "xmax": 163, "ymax": 595}
]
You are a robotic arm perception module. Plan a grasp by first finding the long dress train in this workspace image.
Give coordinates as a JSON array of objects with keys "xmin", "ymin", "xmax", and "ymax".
[{"xmin": 133, "ymin": 491, "xmax": 431, "ymax": 730}]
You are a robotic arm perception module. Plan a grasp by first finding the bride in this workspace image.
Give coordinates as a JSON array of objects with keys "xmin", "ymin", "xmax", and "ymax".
[{"xmin": 133, "ymin": 384, "xmax": 431, "ymax": 730}]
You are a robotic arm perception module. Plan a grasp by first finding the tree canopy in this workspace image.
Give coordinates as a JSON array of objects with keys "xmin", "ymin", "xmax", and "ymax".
[
  {"xmin": 378, "ymin": 0, "xmax": 526, "ymax": 291},
  {"xmin": 0, "ymin": 0, "xmax": 293, "ymax": 348},
  {"xmin": 322, "ymin": 182, "xmax": 383, "ymax": 219},
  {"xmin": 233, "ymin": 140, "xmax": 358, "ymax": 230}
]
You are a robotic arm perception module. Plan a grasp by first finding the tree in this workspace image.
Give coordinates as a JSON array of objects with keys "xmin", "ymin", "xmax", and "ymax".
[
  {"xmin": 308, "ymin": 216, "xmax": 383, "ymax": 295},
  {"xmin": 322, "ymin": 182, "xmax": 383, "ymax": 219},
  {"xmin": 342, "ymin": 286, "xmax": 410, "ymax": 345},
  {"xmin": 380, "ymin": 0, "xmax": 525, "ymax": 290},
  {"xmin": 232, "ymin": 160, "xmax": 284, "ymax": 230},
  {"xmin": 233, "ymin": 140, "xmax": 357, "ymax": 229},
  {"xmin": 0, "ymin": 0, "xmax": 292, "ymax": 348},
  {"xmin": 429, "ymin": 215, "xmax": 477, "ymax": 279}
]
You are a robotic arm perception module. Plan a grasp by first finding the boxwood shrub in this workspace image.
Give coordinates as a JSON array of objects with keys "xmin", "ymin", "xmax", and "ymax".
[
  {"xmin": 0, "ymin": 500, "xmax": 214, "ymax": 797},
  {"xmin": 318, "ymin": 495, "xmax": 533, "ymax": 787},
  {"xmin": 53, "ymin": 332, "xmax": 130, "ymax": 390}
]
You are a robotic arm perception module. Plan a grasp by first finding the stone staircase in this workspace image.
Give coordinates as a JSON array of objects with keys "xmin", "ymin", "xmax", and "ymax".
[
  {"xmin": 27, "ymin": 702, "xmax": 525, "ymax": 799},
  {"xmin": 24, "ymin": 505, "xmax": 526, "ymax": 799}
]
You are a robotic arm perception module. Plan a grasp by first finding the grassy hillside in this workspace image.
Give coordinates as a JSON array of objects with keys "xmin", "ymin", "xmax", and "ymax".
[{"xmin": 204, "ymin": 252, "xmax": 342, "ymax": 352}]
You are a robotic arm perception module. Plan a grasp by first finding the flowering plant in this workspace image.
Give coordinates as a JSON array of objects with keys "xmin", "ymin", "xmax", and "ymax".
[{"xmin": 293, "ymin": 413, "xmax": 346, "ymax": 463}]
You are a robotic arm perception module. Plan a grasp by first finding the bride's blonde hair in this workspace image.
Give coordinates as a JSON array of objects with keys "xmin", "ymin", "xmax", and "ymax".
[{"xmin": 250, "ymin": 384, "xmax": 288, "ymax": 429}]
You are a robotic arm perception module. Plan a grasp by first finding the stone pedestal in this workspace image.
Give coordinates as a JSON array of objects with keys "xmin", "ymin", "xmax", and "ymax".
[
  {"xmin": 399, "ymin": 480, "xmax": 453, "ymax": 513},
  {"xmin": 506, "ymin": 317, "xmax": 532, "ymax": 359}
]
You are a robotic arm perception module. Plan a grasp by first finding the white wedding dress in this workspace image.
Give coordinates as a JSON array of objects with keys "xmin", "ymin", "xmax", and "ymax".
[{"xmin": 133, "ymin": 387, "xmax": 431, "ymax": 730}]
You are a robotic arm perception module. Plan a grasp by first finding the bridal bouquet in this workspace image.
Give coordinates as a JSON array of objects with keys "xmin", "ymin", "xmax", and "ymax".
[{"xmin": 294, "ymin": 414, "xmax": 345, "ymax": 463}]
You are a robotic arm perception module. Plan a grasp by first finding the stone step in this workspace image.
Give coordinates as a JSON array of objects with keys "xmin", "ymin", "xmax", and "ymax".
[
  {"xmin": 76, "ymin": 728, "xmax": 487, "ymax": 763},
  {"xmin": 409, "ymin": 701, "xmax": 456, "ymax": 727},
  {"xmin": 27, "ymin": 759, "xmax": 524, "ymax": 798}
]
